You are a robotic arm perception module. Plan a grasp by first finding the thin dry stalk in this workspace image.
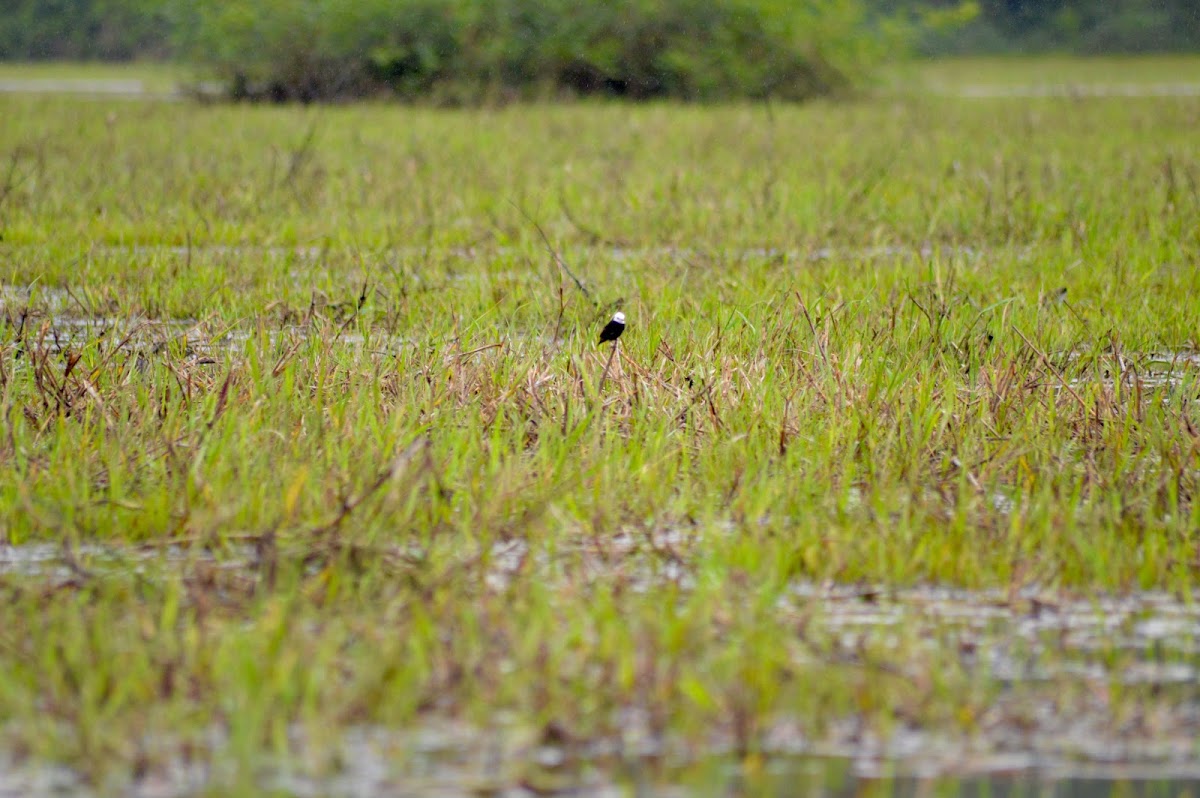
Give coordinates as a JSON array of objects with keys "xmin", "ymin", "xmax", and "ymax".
[{"xmin": 596, "ymin": 341, "xmax": 619, "ymax": 401}]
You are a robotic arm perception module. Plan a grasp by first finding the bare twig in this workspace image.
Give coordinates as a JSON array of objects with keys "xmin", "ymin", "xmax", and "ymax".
[
  {"xmin": 457, "ymin": 342, "xmax": 504, "ymax": 359},
  {"xmin": 558, "ymin": 183, "xmax": 625, "ymax": 247},
  {"xmin": 797, "ymin": 293, "xmax": 844, "ymax": 395},
  {"xmin": 331, "ymin": 281, "xmax": 370, "ymax": 343},
  {"xmin": 596, "ymin": 341, "xmax": 619, "ymax": 400},
  {"xmin": 280, "ymin": 117, "xmax": 321, "ymax": 196},
  {"xmin": 1012, "ymin": 326, "xmax": 1088, "ymax": 414},
  {"xmin": 310, "ymin": 435, "xmax": 432, "ymax": 537},
  {"xmin": 510, "ymin": 200, "xmax": 593, "ymax": 303}
]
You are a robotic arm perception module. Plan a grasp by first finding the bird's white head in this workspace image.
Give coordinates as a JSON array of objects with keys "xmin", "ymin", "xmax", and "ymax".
[{"xmin": 613, "ymin": 312, "xmax": 626, "ymax": 324}]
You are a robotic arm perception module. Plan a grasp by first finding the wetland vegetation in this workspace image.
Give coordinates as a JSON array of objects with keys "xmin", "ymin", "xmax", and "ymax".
[{"xmin": 1, "ymin": 58, "xmax": 1200, "ymax": 795}]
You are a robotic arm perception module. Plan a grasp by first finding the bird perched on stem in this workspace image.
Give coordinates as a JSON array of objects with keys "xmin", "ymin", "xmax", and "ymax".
[
  {"xmin": 598, "ymin": 311, "xmax": 625, "ymax": 344},
  {"xmin": 595, "ymin": 311, "xmax": 625, "ymax": 398}
]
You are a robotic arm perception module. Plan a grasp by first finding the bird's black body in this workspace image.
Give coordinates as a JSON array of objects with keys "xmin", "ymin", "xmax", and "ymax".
[{"xmin": 599, "ymin": 312, "xmax": 626, "ymax": 344}]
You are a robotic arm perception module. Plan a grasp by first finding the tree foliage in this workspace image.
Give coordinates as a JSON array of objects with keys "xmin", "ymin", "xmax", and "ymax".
[
  {"xmin": 889, "ymin": 0, "xmax": 1200, "ymax": 54},
  {"xmin": 0, "ymin": 0, "xmax": 173, "ymax": 60}
]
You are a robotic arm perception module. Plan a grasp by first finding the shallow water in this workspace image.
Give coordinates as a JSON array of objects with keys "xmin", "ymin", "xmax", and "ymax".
[
  {"xmin": 946, "ymin": 82, "xmax": 1200, "ymax": 98},
  {"xmin": 0, "ymin": 78, "xmax": 163, "ymax": 97},
  {"xmin": 4, "ymin": 539, "xmax": 1199, "ymax": 793},
  {"xmin": 4, "ymin": 76, "xmax": 1200, "ymax": 101},
  {"xmin": 3, "ymin": 742, "xmax": 1199, "ymax": 797}
]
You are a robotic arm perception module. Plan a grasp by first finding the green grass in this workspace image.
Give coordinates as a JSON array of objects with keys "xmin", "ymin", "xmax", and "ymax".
[{"xmin": 1, "ymin": 60, "xmax": 1200, "ymax": 793}]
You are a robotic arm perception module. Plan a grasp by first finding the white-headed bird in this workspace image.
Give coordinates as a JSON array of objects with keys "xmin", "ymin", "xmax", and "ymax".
[{"xmin": 598, "ymin": 311, "xmax": 626, "ymax": 344}]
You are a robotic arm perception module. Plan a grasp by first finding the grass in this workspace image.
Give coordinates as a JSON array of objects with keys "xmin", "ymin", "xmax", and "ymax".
[{"xmin": 1, "ymin": 58, "xmax": 1200, "ymax": 793}]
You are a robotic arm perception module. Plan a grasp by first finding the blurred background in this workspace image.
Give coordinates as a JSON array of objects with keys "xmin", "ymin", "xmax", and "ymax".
[{"xmin": 1, "ymin": 0, "xmax": 1197, "ymax": 103}]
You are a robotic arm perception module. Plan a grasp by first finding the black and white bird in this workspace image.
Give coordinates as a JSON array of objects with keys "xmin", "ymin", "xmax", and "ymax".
[{"xmin": 598, "ymin": 311, "xmax": 626, "ymax": 344}]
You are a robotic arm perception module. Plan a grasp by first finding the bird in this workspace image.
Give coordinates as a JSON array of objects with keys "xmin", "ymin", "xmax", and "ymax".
[{"xmin": 598, "ymin": 311, "xmax": 626, "ymax": 344}]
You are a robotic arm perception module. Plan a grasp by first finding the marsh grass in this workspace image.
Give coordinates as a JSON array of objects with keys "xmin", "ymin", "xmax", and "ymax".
[{"xmin": 1, "ymin": 70, "xmax": 1200, "ymax": 792}]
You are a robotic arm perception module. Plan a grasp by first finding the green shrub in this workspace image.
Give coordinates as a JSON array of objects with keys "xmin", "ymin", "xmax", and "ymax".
[{"xmin": 178, "ymin": 0, "xmax": 891, "ymax": 102}]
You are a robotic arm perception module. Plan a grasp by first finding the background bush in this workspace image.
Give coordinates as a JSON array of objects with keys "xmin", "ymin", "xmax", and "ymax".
[
  {"xmin": 1, "ymin": 0, "xmax": 1198, "ymax": 100},
  {"xmin": 172, "ymin": 0, "xmax": 884, "ymax": 102}
]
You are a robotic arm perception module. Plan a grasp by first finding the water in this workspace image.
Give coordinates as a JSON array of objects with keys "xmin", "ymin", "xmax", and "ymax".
[
  {"xmin": 5, "ymin": 76, "xmax": 1200, "ymax": 101},
  {"xmin": 946, "ymin": 82, "xmax": 1200, "ymax": 99},
  {"xmin": 3, "ymin": 743, "xmax": 1198, "ymax": 797},
  {"xmin": 4, "ymin": 540, "xmax": 1199, "ymax": 795}
]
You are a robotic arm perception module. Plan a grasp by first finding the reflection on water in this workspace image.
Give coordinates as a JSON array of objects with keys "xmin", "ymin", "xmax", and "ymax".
[
  {"xmin": 677, "ymin": 757, "xmax": 1200, "ymax": 798},
  {"xmin": 4, "ymin": 746, "xmax": 1197, "ymax": 798}
]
